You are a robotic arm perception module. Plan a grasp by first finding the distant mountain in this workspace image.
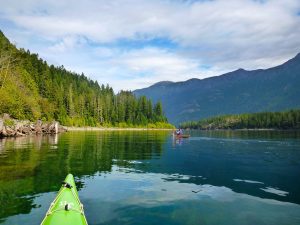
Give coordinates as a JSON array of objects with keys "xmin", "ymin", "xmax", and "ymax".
[{"xmin": 134, "ymin": 53, "xmax": 300, "ymax": 125}]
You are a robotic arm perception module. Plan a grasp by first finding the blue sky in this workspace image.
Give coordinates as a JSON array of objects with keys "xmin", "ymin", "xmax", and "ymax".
[{"xmin": 1, "ymin": 0, "xmax": 300, "ymax": 91}]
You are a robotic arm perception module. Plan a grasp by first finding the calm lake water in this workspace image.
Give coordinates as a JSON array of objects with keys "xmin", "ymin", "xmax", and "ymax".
[{"xmin": 0, "ymin": 130, "xmax": 300, "ymax": 225}]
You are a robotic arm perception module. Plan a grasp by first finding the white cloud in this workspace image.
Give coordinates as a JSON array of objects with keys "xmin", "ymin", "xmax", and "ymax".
[
  {"xmin": 0, "ymin": 0, "xmax": 300, "ymax": 91},
  {"xmin": 48, "ymin": 36, "xmax": 86, "ymax": 53},
  {"xmin": 43, "ymin": 46, "xmax": 214, "ymax": 92}
]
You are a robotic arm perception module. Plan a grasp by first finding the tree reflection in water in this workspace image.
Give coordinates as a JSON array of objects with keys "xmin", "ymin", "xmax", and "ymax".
[{"xmin": 0, "ymin": 131, "xmax": 170, "ymax": 222}]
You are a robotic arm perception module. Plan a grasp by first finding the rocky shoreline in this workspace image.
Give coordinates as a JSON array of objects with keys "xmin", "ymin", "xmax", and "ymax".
[{"xmin": 0, "ymin": 114, "xmax": 67, "ymax": 138}]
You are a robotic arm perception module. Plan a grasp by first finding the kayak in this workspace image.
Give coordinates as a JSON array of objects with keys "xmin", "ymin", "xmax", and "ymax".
[
  {"xmin": 40, "ymin": 174, "xmax": 88, "ymax": 225},
  {"xmin": 174, "ymin": 134, "xmax": 190, "ymax": 138}
]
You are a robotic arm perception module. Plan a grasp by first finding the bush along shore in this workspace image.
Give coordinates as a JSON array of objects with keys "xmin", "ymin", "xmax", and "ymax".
[{"xmin": 0, "ymin": 114, "xmax": 67, "ymax": 138}]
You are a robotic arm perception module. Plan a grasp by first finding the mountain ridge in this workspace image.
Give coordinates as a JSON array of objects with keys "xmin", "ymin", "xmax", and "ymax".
[
  {"xmin": 137, "ymin": 52, "xmax": 300, "ymax": 91},
  {"xmin": 134, "ymin": 53, "xmax": 300, "ymax": 125}
]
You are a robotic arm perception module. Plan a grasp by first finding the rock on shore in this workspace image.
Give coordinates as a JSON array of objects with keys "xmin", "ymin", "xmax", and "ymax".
[{"xmin": 0, "ymin": 114, "xmax": 67, "ymax": 138}]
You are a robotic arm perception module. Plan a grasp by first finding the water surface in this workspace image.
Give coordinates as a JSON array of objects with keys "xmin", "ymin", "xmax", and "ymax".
[{"xmin": 0, "ymin": 130, "xmax": 300, "ymax": 225}]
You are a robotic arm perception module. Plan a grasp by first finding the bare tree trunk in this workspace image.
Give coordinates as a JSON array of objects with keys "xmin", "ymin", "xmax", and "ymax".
[{"xmin": 0, "ymin": 52, "xmax": 17, "ymax": 89}]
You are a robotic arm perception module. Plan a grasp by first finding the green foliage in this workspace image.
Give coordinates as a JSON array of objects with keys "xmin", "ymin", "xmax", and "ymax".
[
  {"xmin": 0, "ymin": 31, "xmax": 173, "ymax": 128},
  {"xmin": 153, "ymin": 122, "xmax": 175, "ymax": 129},
  {"xmin": 3, "ymin": 118, "xmax": 14, "ymax": 126},
  {"xmin": 180, "ymin": 109, "xmax": 300, "ymax": 130}
]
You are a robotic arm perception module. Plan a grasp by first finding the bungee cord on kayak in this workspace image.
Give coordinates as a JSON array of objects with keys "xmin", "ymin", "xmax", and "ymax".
[{"xmin": 40, "ymin": 174, "xmax": 88, "ymax": 225}]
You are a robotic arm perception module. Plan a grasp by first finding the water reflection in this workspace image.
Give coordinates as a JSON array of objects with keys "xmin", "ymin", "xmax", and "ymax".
[
  {"xmin": 0, "ymin": 130, "xmax": 300, "ymax": 225},
  {"xmin": 191, "ymin": 129, "xmax": 300, "ymax": 140},
  {"xmin": 0, "ymin": 131, "xmax": 169, "ymax": 223},
  {"xmin": 5, "ymin": 166, "xmax": 300, "ymax": 225}
]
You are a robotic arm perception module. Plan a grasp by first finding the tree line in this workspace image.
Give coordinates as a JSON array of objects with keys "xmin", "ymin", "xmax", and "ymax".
[
  {"xmin": 179, "ymin": 109, "xmax": 300, "ymax": 130},
  {"xmin": 0, "ymin": 31, "xmax": 173, "ymax": 128}
]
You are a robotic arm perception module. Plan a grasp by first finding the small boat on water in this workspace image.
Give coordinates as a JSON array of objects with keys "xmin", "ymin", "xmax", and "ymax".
[
  {"xmin": 174, "ymin": 134, "xmax": 190, "ymax": 138},
  {"xmin": 173, "ymin": 130, "xmax": 190, "ymax": 139},
  {"xmin": 40, "ymin": 174, "xmax": 88, "ymax": 225}
]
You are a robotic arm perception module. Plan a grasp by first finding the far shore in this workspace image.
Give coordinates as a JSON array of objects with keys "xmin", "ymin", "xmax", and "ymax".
[
  {"xmin": 66, "ymin": 127, "xmax": 299, "ymax": 131},
  {"xmin": 66, "ymin": 127, "xmax": 174, "ymax": 131},
  {"xmin": 186, "ymin": 128, "xmax": 299, "ymax": 131}
]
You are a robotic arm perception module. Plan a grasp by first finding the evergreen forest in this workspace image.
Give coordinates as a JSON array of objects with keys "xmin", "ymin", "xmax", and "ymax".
[
  {"xmin": 180, "ymin": 109, "xmax": 300, "ymax": 130},
  {"xmin": 0, "ymin": 31, "xmax": 173, "ymax": 128}
]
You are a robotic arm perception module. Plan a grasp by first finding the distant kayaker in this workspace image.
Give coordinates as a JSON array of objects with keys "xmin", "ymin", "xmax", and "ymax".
[{"xmin": 175, "ymin": 129, "xmax": 183, "ymax": 135}]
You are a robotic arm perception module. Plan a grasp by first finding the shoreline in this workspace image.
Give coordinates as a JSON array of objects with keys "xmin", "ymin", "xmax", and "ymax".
[
  {"xmin": 66, "ymin": 127, "xmax": 174, "ymax": 131},
  {"xmin": 0, "ymin": 113, "xmax": 175, "ymax": 138},
  {"xmin": 187, "ymin": 128, "xmax": 299, "ymax": 131}
]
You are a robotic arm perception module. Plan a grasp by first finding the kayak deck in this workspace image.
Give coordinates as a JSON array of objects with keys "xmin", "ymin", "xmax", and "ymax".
[{"xmin": 41, "ymin": 174, "xmax": 88, "ymax": 225}]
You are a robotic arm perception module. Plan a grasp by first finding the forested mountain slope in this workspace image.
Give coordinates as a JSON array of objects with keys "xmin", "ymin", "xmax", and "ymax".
[
  {"xmin": 0, "ymin": 31, "xmax": 169, "ymax": 127},
  {"xmin": 134, "ymin": 53, "xmax": 300, "ymax": 125}
]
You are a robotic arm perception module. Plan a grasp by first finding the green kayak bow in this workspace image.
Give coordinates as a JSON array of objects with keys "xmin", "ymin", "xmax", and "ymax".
[{"xmin": 41, "ymin": 174, "xmax": 88, "ymax": 225}]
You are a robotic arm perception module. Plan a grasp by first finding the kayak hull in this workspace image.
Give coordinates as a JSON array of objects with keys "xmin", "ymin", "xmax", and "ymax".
[
  {"xmin": 41, "ymin": 174, "xmax": 88, "ymax": 225},
  {"xmin": 174, "ymin": 134, "xmax": 190, "ymax": 138}
]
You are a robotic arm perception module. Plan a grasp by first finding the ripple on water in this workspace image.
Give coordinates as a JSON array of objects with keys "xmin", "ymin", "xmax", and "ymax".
[
  {"xmin": 233, "ymin": 179, "xmax": 264, "ymax": 184},
  {"xmin": 260, "ymin": 187, "xmax": 289, "ymax": 197}
]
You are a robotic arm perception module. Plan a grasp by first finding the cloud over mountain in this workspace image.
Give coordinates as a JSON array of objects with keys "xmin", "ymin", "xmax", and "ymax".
[{"xmin": 1, "ymin": 0, "xmax": 300, "ymax": 91}]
